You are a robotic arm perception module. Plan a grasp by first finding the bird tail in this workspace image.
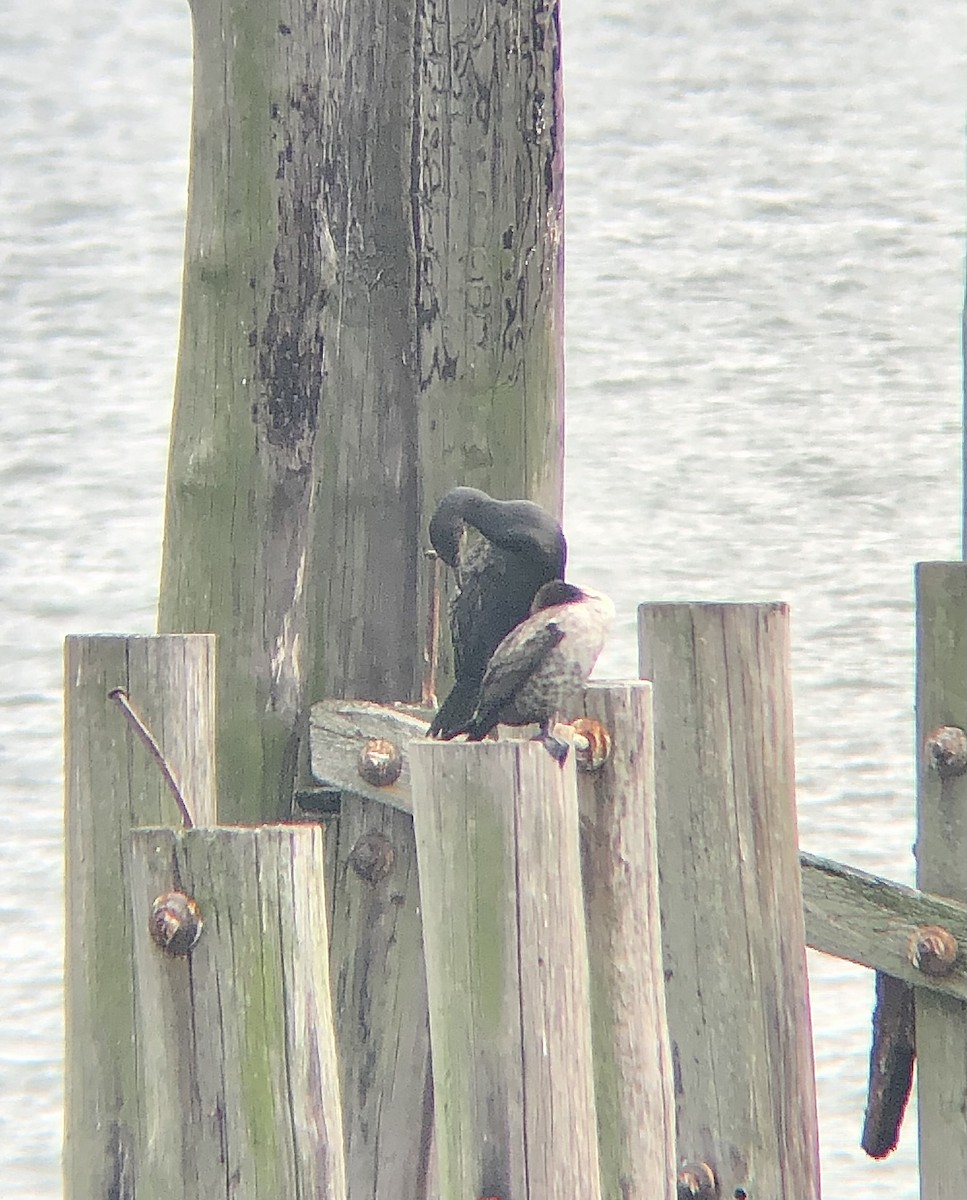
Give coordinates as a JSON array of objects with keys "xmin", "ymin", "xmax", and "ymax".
[{"xmin": 428, "ymin": 682, "xmax": 481, "ymax": 739}]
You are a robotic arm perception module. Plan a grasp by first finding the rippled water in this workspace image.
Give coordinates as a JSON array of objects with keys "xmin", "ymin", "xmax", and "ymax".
[{"xmin": 0, "ymin": 0, "xmax": 962, "ymax": 1195}]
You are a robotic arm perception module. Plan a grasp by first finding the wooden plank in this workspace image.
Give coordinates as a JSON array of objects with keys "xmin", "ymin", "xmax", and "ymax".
[
  {"xmin": 309, "ymin": 708, "xmax": 436, "ymax": 1195},
  {"xmin": 128, "ymin": 825, "xmax": 346, "ymax": 1200},
  {"xmin": 308, "ymin": 699, "xmax": 431, "ymax": 813},
  {"xmin": 575, "ymin": 682, "xmax": 676, "ymax": 1200},
  {"xmin": 325, "ymin": 797, "xmax": 435, "ymax": 1200},
  {"xmin": 410, "ymin": 740, "xmax": 601, "ymax": 1200},
  {"xmin": 638, "ymin": 602, "xmax": 820, "ymax": 1200},
  {"xmin": 63, "ymin": 634, "xmax": 217, "ymax": 1200},
  {"xmin": 801, "ymin": 851, "xmax": 967, "ymax": 997},
  {"xmin": 915, "ymin": 563, "xmax": 967, "ymax": 1197},
  {"xmin": 157, "ymin": 0, "xmax": 323, "ymax": 822}
]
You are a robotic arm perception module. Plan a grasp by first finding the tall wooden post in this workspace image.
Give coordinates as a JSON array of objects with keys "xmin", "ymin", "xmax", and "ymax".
[
  {"xmin": 158, "ymin": 1, "xmax": 564, "ymax": 1196},
  {"xmin": 638, "ymin": 603, "xmax": 820, "ymax": 1199},
  {"xmin": 128, "ymin": 826, "xmax": 346, "ymax": 1200},
  {"xmin": 914, "ymin": 563, "xmax": 967, "ymax": 1198},
  {"xmin": 158, "ymin": 0, "xmax": 564, "ymax": 821},
  {"xmin": 576, "ymin": 682, "xmax": 677, "ymax": 1199},
  {"xmin": 63, "ymin": 634, "xmax": 217, "ymax": 1199},
  {"xmin": 410, "ymin": 740, "xmax": 601, "ymax": 1200}
]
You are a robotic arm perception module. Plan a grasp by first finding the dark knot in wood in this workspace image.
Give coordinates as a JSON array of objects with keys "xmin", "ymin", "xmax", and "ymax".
[
  {"xmin": 924, "ymin": 725, "xmax": 967, "ymax": 779},
  {"xmin": 677, "ymin": 1161, "xmax": 717, "ymax": 1199},
  {"xmin": 908, "ymin": 924, "xmax": 959, "ymax": 976},
  {"xmin": 349, "ymin": 832, "xmax": 395, "ymax": 884},
  {"xmin": 357, "ymin": 738, "xmax": 404, "ymax": 787},
  {"xmin": 149, "ymin": 890, "xmax": 203, "ymax": 956}
]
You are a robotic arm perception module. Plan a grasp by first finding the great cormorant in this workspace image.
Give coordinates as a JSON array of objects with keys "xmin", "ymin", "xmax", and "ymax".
[
  {"xmin": 427, "ymin": 486, "xmax": 567, "ymax": 738},
  {"xmin": 453, "ymin": 579, "xmax": 614, "ymax": 764}
]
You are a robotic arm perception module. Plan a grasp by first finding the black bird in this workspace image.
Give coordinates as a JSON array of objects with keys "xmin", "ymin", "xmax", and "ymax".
[
  {"xmin": 427, "ymin": 486, "xmax": 567, "ymax": 738},
  {"xmin": 455, "ymin": 579, "xmax": 615, "ymax": 764}
]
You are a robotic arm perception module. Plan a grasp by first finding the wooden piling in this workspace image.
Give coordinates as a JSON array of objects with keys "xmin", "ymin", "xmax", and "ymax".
[
  {"xmin": 159, "ymin": 3, "xmax": 565, "ymax": 1187},
  {"xmin": 914, "ymin": 563, "xmax": 967, "ymax": 1197},
  {"xmin": 63, "ymin": 634, "xmax": 217, "ymax": 1200},
  {"xmin": 638, "ymin": 602, "xmax": 820, "ymax": 1199},
  {"xmin": 324, "ymin": 798, "xmax": 435, "ymax": 1198},
  {"xmin": 409, "ymin": 740, "xmax": 601, "ymax": 1200},
  {"xmin": 575, "ymin": 682, "xmax": 676, "ymax": 1200},
  {"xmin": 158, "ymin": 0, "xmax": 565, "ymax": 823},
  {"xmin": 127, "ymin": 825, "xmax": 346, "ymax": 1200}
]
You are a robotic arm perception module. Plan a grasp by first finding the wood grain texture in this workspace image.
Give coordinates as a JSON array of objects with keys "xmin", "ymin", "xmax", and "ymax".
[
  {"xmin": 159, "ymin": 0, "xmax": 325, "ymax": 821},
  {"xmin": 128, "ymin": 825, "xmax": 345, "ymax": 1200},
  {"xmin": 801, "ymin": 850, "xmax": 967, "ymax": 999},
  {"xmin": 63, "ymin": 634, "xmax": 216, "ymax": 1200},
  {"xmin": 410, "ymin": 740, "xmax": 601, "ymax": 1200},
  {"xmin": 309, "ymin": 699, "xmax": 431, "ymax": 813},
  {"xmin": 159, "ymin": 0, "xmax": 565, "ymax": 807},
  {"xmin": 914, "ymin": 563, "xmax": 967, "ymax": 1197},
  {"xmin": 576, "ymin": 682, "xmax": 676, "ymax": 1199},
  {"xmin": 638, "ymin": 602, "xmax": 820, "ymax": 1200},
  {"xmin": 312, "ymin": 0, "xmax": 564, "ymax": 709},
  {"xmin": 324, "ymin": 796, "xmax": 435, "ymax": 1200}
]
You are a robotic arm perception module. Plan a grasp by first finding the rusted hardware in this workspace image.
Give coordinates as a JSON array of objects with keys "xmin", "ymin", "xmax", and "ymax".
[
  {"xmin": 357, "ymin": 737, "xmax": 404, "ymax": 787},
  {"xmin": 571, "ymin": 717, "xmax": 613, "ymax": 772},
  {"xmin": 924, "ymin": 725, "xmax": 967, "ymax": 780},
  {"xmin": 677, "ymin": 1161, "xmax": 717, "ymax": 1199},
  {"xmin": 908, "ymin": 924, "xmax": 959, "ymax": 977},
  {"xmin": 149, "ymin": 890, "xmax": 203, "ymax": 956},
  {"xmin": 349, "ymin": 831, "xmax": 395, "ymax": 884}
]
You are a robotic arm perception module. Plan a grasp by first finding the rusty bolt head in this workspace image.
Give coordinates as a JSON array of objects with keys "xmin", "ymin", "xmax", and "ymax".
[
  {"xmin": 908, "ymin": 924, "xmax": 959, "ymax": 976},
  {"xmin": 349, "ymin": 831, "xmax": 395, "ymax": 884},
  {"xmin": 150, "ymin": 890, "xmax": 203, "ymax": 956},
  {"xmin": 925, "ymin": 725, "xmax": 967, "ymax": 779},
  {"xmin": 571, "ymin": 717, "xmax": 613, "ymax": 772},
  {"xmin": 357, "ymin": 738, "xmax": 403, "ymax": 787},
  {"xmin": 677, "ymin": 1161, "xmax": 717, "ymax": 1199}
]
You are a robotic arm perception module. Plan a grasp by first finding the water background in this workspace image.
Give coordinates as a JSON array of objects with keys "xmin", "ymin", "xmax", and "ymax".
[{"xmin": 1, "ymin": 1, "xmax": 963, "ymax": 1195}]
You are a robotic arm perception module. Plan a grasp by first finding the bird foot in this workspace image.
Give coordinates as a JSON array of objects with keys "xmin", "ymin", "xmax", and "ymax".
[{"xmin": 533, "ymin": 729, "xmax": 570, "ymax": 765}]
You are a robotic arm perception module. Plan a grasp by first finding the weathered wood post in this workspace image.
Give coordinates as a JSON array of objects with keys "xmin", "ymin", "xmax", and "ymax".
[
  {"xmin": 63, "ymin": 634, "xmax": 217, "ymax": 1199},
  {"xmin": 128, "ymin": 825, "xmax": 346, "ymax": 1200},
  {"xmin": 158, "ymin": 3, "xmax": 563, "ymax": 1188},
  {"xmin": 575, "ymin": 682, "xmax": 677, "ymax": 1200},
  {"xmin": 410, "ymin": 740, "xmax": 601, "ymax": 1200},
  {"xmin": 158, "ymin": 0, "xmax": 564, "ymax": 819},
  {"xmin": 638, "ymin": 603, "xmax": 820, "ymax": 1199},
  {"xmin": 914, "ymin": 563, "xmax": 967, "ymax": 1198}
]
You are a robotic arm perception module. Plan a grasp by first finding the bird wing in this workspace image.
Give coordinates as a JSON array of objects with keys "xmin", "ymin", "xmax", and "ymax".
[
  {"xmin": 468, "ymin": 619, "xmax": 566, "ymax": 736},
  {"xmin": 450, "ymin": 538, "xmax": 532, "ymax": 685}
]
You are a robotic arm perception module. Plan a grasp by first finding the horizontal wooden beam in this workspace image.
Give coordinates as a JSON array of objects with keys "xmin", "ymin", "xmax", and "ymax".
[
  {"xmin": 801, "ymin": 850, "xmax": 967, "ymax": 999},
  {"xmin": 308, "ymin": 699, "xmax": 431, "ymax": 813},
  {"xmin": 310, "ymin": 699, "xmax": 967, "ymax": 1000}
]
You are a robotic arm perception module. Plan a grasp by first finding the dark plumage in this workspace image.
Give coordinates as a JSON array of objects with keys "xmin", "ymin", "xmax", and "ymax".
[
  {"xmin": 455, "ymin": 580, "xmax": 615, "ymax": 764},
  {"xmin": 427, "ymin": 487, "xmax": 567, "ymax": 738}
]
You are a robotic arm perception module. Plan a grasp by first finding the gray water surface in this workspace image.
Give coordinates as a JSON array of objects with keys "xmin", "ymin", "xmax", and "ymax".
[{"xmin": 1, "ymin": 1, "xmax": 963, "ymax": 1195}]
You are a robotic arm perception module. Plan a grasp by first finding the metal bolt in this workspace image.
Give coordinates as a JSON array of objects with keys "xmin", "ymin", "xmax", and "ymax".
[
  {"xmin": 677, "ymin": 1161, "xmax": 717, "ymax": 1200},
  {"xmin": 570, "ymin": 717, "xmax": 613, "ymax": 772},
  {"xmin": 149, "ymin": 890, "xmax": 203, "ymax": 956},
  {"xmin": 908, "ymin": 924, "xmax": 959, "ymax": 976},
  {"xmin": 925, "ymin": 725, "xmax": 967, "ymax": 779},
  {"xmin": 349, "ymin": 831, "xmax": 395, "ymax": 884},
  {"xmin": 357, "ymin": 737, "xmax": 404, "ymax": 787}
]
